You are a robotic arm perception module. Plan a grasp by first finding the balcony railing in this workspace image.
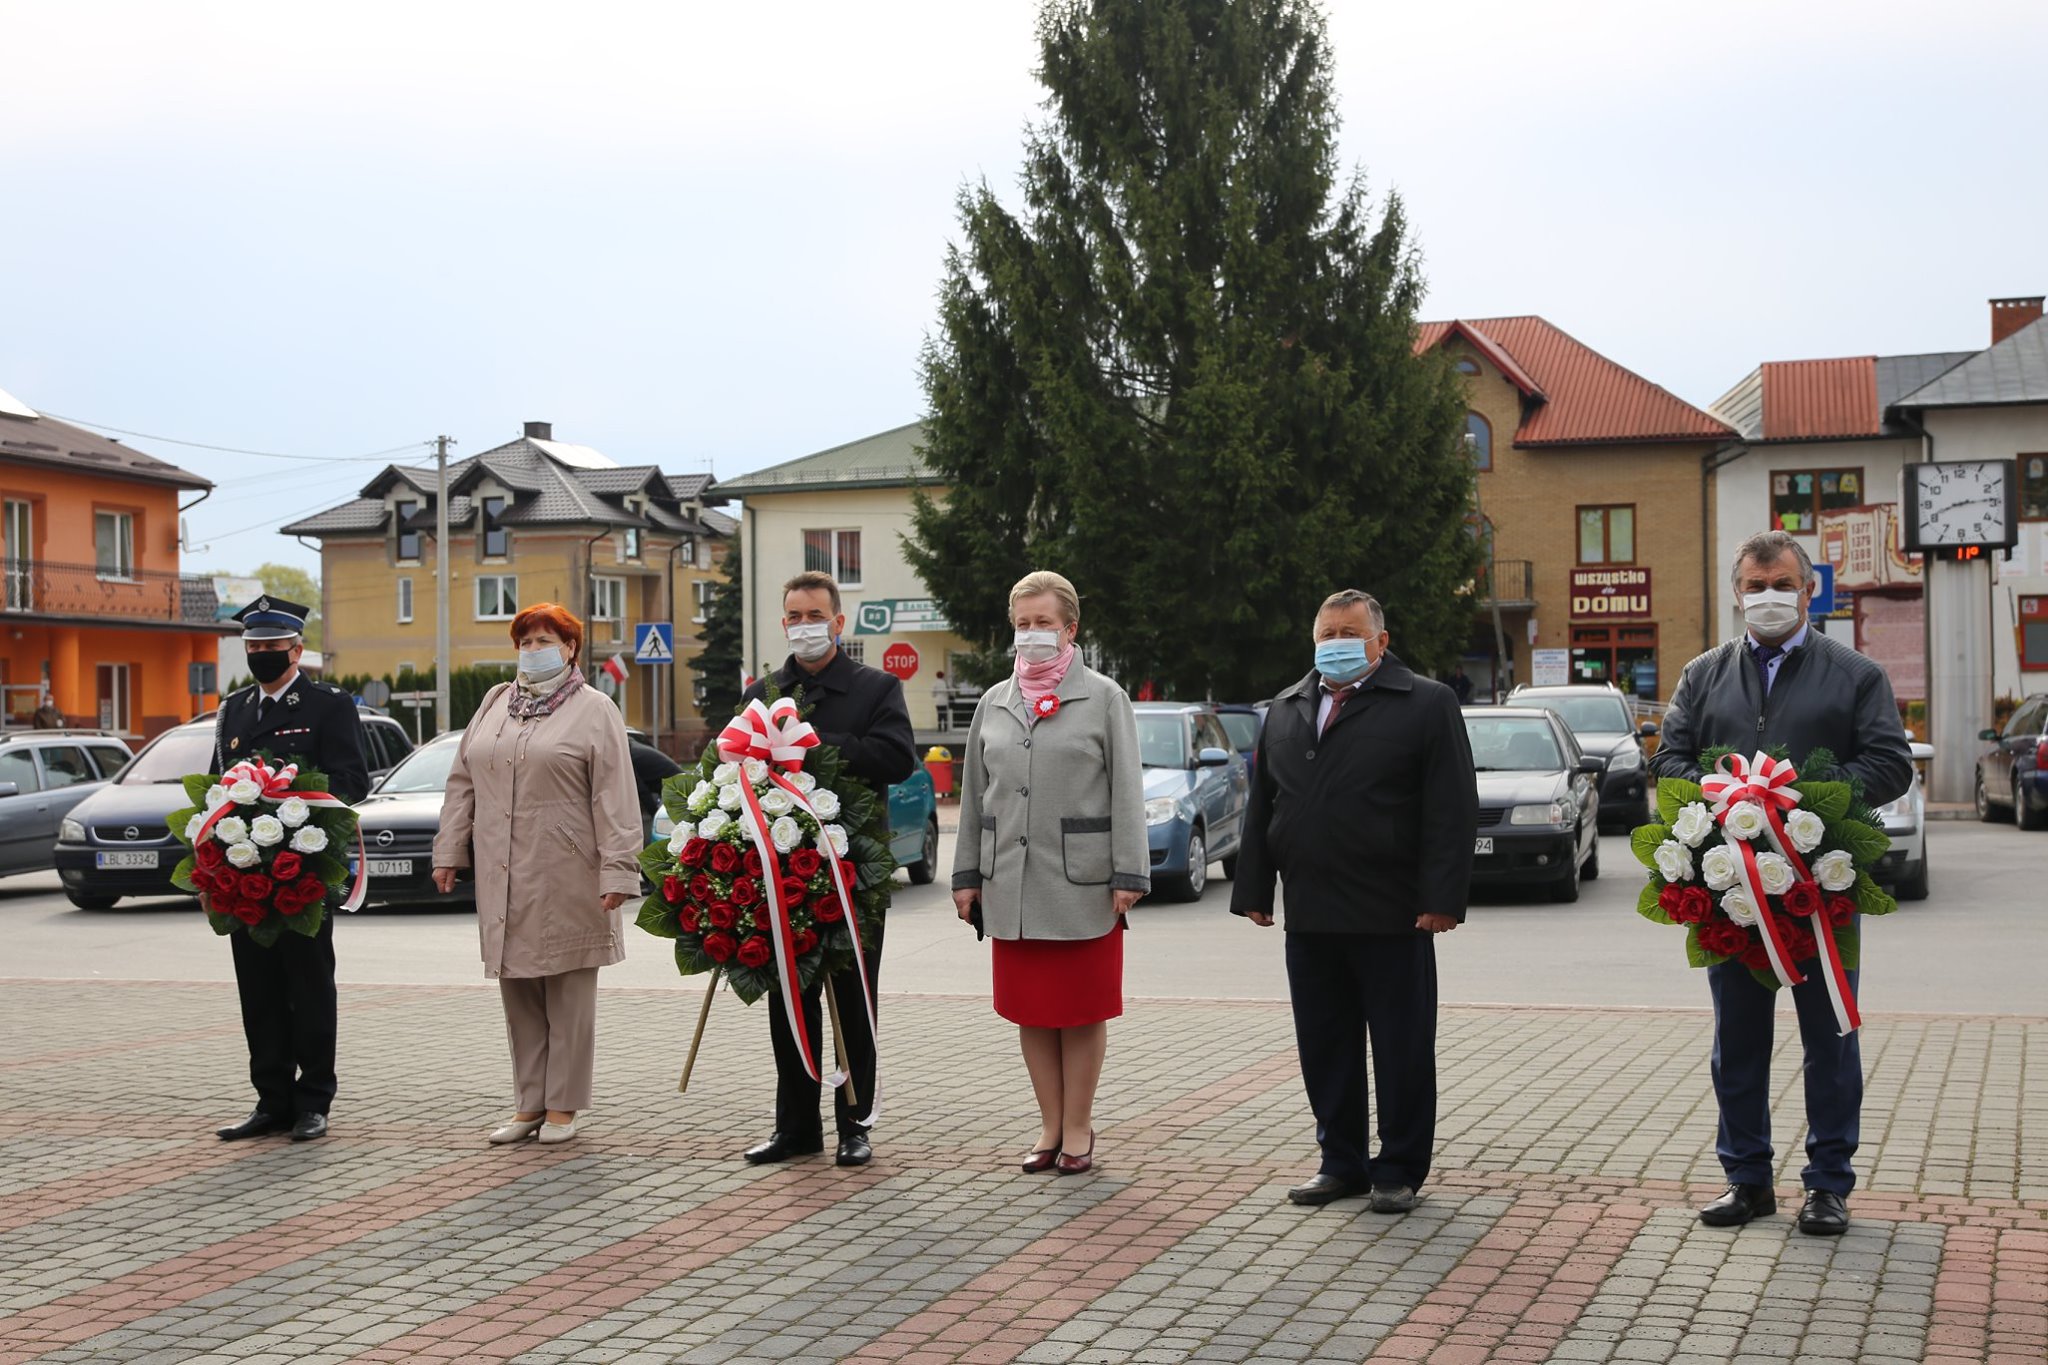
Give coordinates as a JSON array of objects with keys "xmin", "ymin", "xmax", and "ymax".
[
  {"xmin": 1476, "ymin": 559, "xmax": 1535, "ymax": 607},
  {"xmin": 1, "ymin": 559, "xmax": 222, "ymax": 626}
]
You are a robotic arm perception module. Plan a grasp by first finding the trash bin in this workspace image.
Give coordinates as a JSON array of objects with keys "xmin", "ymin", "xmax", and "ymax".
[{"xmin": 924, "ymin": 745, "xmax": 955, "ymax": 799}]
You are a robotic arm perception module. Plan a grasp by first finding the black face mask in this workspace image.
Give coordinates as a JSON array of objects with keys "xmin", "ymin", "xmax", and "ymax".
[{"xmin": 247, "ymin": 649, "xmax": 293, "ymax": 684}]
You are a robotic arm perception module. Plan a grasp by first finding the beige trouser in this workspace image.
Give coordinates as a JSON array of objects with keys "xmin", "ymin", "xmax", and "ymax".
[{"xmin": 498, "ymin": 967, "xmax": 599, "ymax": 1112}]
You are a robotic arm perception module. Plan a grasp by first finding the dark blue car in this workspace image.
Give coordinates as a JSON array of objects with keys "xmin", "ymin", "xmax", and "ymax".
[{"xmin": 1134, "ymin": 702, "xmax": 1250, "ymax": 902}]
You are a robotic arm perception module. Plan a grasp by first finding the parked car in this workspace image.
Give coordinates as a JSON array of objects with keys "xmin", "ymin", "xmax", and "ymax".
[
  {"xmin": 0, "ymin": 731, "xmax": 135, "ymax": 878},
  {"xmin": 651, "ymin": 765, "xmax": 943, "ymax": 887},
  {"xmin": 1507, "ymin": 682, "xmax": 1654, "ymax": 832},
  {"xmin": 1133, "ymin": 701, "xmax": 1250, "ymax": 902},
  {"xmin": 1975, "ymin": 693, "xmax": 2048, "ymax": 830},
  {"xmin": 1874, "ymin": 742, "xmax": 1934, "ymax": 901},
  {"xmin": 352, "ymin": 731, "xmax": 470, "ymax": 908},
  {"xmin": 1212, "ymin": 703, "xmax": 1267, "ymax": 783},
  {"xmin": 1462, "ymin": 706, "xmax": 1603, "ymax": 902},
  {"xmin": 53, "ymin": 720, "xmax": 217, "ymax": 908},
  {"xmin": 191, "ymin": 704, "xmax": 417, "ymax": 788}
]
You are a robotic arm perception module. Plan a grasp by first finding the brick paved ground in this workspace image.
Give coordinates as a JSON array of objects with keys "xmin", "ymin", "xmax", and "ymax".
[{"xmin": 0, "ymin": 980, "xmax": 2042, "ymax": 1364}]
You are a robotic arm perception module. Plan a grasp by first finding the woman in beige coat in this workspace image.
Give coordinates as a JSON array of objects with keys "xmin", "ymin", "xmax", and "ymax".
[{"xmin": 432, "ymin": 602, "xmax": 644, "ymax": 1146}]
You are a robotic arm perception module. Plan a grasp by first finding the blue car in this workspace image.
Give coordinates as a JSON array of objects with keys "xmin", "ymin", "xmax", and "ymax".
[
  {"xmin": 1213, "ymin": 703, "xmax": 1267, "ymax": 783},
  {"xmin": 1134, "ymin": 702, "xmax": 1250, "ymax": 902}
]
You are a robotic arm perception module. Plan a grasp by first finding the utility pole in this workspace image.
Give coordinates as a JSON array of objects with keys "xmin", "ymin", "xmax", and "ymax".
[
  {"xmin": 434, "ymin": 434, "xmax": 454, "ymax": 735},
  {"xmin": 1468, "ymin": 432, "xmax": 1511, "ymax": 701}
]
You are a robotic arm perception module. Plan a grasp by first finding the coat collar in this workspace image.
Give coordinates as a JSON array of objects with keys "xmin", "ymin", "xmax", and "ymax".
[
  {"xmin": 1276, "ymin": 650, "xmax": 1417, "ymax": 703},
  {"xmin": 994, "ymin": 662, "xmax": 1100, "ymax": 727},
  {"xmin": 774, "ymin": 648, "xmax": 855, "ymax": 698}
]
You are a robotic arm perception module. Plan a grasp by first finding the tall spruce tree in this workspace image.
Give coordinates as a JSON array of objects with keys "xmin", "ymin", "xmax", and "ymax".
[
  {"xmin": 908, "ymin": 0, "xmax": 1477, "ymax": 699},
  {"xmin": 688, "ymin": 549, "xmax": 745, "ymax": 724}
]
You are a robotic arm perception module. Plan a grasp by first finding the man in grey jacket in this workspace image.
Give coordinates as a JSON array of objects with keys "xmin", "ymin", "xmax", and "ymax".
[{"xmin": 1651, "ymin": 531, "xmax": 1912, "ymax": 1236}]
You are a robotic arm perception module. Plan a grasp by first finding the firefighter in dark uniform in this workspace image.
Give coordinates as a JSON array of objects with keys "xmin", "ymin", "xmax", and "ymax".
[{"xmin": 212, "ymin": 596, "xmax": 370, "ymax": 1143}]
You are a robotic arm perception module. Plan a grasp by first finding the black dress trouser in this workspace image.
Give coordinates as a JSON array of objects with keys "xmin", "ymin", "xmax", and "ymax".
[
  {"xmin": 1284, "ymin": 929, "xmax": 1438, "ymax": 1190},
  {"xmin": 230, "ymin": 908, "xmax": 338, "ymax": 1119},
  {"xmin": 769, "ymin": 919, "xmax": 884, "ymax": 1139}
]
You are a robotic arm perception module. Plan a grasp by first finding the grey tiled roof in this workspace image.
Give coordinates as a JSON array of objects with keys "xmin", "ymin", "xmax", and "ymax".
[
  {"xmin": 1895, "ymin": 318, "xmax": 2048, "ymax": 408},
  {"xmin": 667, "ymin": 472, "xmax": 715, "ymax": 501},
  {"xmin": 701, "ymin": 508, "xmax": 738, "ymax": 537},
  {"xmin": 715, "ymin": 422, "xmax": 931, "ymax": 497},
  {"xmin": 576, "ymin": 465, "xmax": 662, "ymax": 495},
  {"xmin": 0, "ymin": 410, "xmax": 213, "ymax": 490},
  {"xmin": 1875, "ymin": 352, "xmax": 1974, "ymax": 409},
  {"xmin": 281, "ymin": 498, "xmax": 389, "ymax": 535}
]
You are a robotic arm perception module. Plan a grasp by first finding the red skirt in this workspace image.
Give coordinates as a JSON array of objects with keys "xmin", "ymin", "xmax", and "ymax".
[{"xmin": 992, "ymin": 923, "xmax": 1125, "ymax": 1028}]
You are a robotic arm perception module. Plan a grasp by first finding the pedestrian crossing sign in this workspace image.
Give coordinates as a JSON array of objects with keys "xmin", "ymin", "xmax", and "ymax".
[{"xmin": 634, "ymin": 622, "xmax": 675, "ymax": 664}]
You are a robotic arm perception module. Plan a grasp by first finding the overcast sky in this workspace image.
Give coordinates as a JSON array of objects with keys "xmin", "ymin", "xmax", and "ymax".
[{"xmin": 4, "ymin": 0, "xmax": 2043, "ymax": 577}]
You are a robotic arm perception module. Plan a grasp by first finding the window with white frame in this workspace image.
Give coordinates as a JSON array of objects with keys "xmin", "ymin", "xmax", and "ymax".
[
  {"xmin": 476, "ymin": 574, "xmax": 518, "ymax": 620},
  {"xmin": 591, "ymin": 575, "xmax": 625, "ymax": 641},
  {"xmin": 94, "ymin": 511, "xmax": 134, "ymax": 580},
  {"xmin": 397, "ymin": 577, "xmax": 414, "ymax": 623},
  {"xmin": 801, "ymin": 529, "xmax": 862, "ymax": 586},
  {"xmin": 692, "ymin": 579, "xmax": 715, "ymax": 623}
]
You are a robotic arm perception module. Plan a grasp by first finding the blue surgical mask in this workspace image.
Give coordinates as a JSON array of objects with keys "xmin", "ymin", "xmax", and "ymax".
[
  {"xmin": 1314, "ymin": 638, "xmax": 1373, "ymax": 684},
  {"xmin": 518, "ymin": 646, "xmax": 566, "ymax": 676}
]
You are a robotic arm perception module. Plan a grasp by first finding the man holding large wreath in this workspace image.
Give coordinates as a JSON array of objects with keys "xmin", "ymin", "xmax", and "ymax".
[{"xmin": 1651, "ymin": 532, "xmax": 1912, "ymax": 1234}]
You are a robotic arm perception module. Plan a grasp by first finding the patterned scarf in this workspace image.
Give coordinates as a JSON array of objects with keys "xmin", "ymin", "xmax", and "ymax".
[{"xmin": 505, "ymin": 663, "xmax": 585, "ymax": 719}]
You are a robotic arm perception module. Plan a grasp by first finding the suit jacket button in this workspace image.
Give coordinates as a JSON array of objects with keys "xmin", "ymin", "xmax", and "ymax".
[
  {"xmin": 1021, "ymin": 738, "xmax": 1031, "ymax": 748},
  {"xmin": 1018, "ymin": 836, "xmax": 1028, "ymax": 846},
  {"xmin": 1306, "ymin": 749, "xmax": 1316, "ymax": 760},
  {"xmin": 1018, "ymin": 787, "xmax": 1029, "ymax": 797}
]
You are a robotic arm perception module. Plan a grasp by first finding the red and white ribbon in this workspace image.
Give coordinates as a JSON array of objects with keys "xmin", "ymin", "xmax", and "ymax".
[
  {"xmin": 1702, "ymin": 751, "xmax": 1860, "ymax": 1035},
  {"xmin": 194, "ymin": 757, "xmax": 369, "ymax": 913}
]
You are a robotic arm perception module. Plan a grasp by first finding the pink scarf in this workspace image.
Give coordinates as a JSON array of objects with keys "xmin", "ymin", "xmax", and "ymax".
[{"xmin": 1016, "ymin": 642, "xmax": 1076, "ymax": 712}]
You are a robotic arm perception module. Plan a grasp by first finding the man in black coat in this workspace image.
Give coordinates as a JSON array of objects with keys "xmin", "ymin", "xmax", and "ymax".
[
  {"xmin": 1650, "ymin": 531, "xmax": 1912, "ymax": 1236},
  {"xmin": 739, "ymin": 571, "xmax": 916, "ymax": 1168},
  {"xmin": 212, "ymin": 596, "xmax": 370, "ymax": 1144},
  {"xmin": 1231, "ymin": 590, "xmax": 1478, "ymax": 1213}
]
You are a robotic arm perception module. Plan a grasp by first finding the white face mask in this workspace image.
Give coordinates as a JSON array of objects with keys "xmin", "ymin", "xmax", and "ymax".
[
  {"xmin": 1741, "ymin": 588, "xmax": 1804, "ymax": 638},
  {"xmin": 1014, "ymin": 629, "xmax": 1065, "ymax": 664},
  {"xmin": 786, "ymin": 620, "xmax": 834, "ymax": 662},
  {"xmin": 518, "ymin": 646, "xmax": 566, "ymax": 676}
]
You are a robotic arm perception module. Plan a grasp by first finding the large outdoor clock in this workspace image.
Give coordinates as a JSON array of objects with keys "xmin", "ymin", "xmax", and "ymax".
[{"xmin": 1898, "ymin": 460, "xmax": 2019, "ymax": 553}]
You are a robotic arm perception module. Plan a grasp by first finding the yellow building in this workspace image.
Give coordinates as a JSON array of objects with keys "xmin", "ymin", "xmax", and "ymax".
[{"xmin": 282, "ymin": 421, "xmax": 729, "ymax": 746}]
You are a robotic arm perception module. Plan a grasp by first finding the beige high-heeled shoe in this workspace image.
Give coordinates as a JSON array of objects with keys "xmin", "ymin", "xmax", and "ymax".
[{"xmin": 488, "ymin": 1116, "xmax": 545, "ymax": 1145}]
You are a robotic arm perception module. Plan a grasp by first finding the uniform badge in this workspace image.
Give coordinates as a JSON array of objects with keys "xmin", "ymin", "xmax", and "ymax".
[
  {"xmin": 229, "ymin": 737, "xmax": 241, "ymax": 751},
  {"xmin": 286, "ymin": 692, "xmax": 301, "ymax": 708}
]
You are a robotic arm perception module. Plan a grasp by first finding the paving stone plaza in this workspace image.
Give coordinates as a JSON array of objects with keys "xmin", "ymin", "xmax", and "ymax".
[{"xmin": 0, "ymin": 979, "xmax": 2042, "ymax": 1364}]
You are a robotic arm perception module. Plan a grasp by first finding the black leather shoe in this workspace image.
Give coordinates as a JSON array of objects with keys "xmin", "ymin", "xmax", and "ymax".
[
  {"xmin": 216, "ymin": 1110, "xmax": 290, "ymax": 1141},
  {"xmin": 290, "ymin": 1113, "xmax": 329, "ymax": 1142},
  {"xmin": 743, "ymin": 1131, "xmax": 825, "ymax": 1165},
  {"xmin": 1797, "ymin": 1189, "xmax": 1849, "ymax": 1236},
  {"xmin": 835, "ymin": 1133, "xmax": 872, "ymax": 1167},
  {"xmin": 1699, "ymin": 1183, "xmax": 1776, "ymax": 1227},
  {"xmin": 1286, "ymin": 1173, "xmax": 1369, "ymax": 1206}
]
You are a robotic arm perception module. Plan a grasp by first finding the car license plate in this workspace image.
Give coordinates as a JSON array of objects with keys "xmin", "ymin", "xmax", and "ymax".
[
  {"xmin": 94, "ymin": 850, "xmax": 158, "ymax": 869},
  {"xmin": 367, "ymin": 858, "xmax": 413, "ymax": 878},
  {"xmin": 1473, "ymin": 837, "xmax": 1494, "ymax": 856}
]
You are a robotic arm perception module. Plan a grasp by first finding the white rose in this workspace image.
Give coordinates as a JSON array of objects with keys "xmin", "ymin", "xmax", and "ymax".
[
  {"xmin": 213, "ymin": 816, "xmax": 249, "ymax": 845},
  {"xmin": 1653, "ymin": 840, "xmax": 1693, "ymax": 884},
  {"xmin": 717, "ymin": 784, "xmax": 745, "ymax": 811},
  {"xmin": 686, "ymin": 781, "xmax": 717, "ymax": 816},
  {"xmin": 1813, "ymin": 849, "xmax": 1857, "ymax": 892},
  {"xmin": 711, "ymin": 762, "xmax": 741, "ymax": 787},
  {"xmin": 769, "ymin": 816, "xmax": 803, "ymax": 853},
  {"xmin": 810, "ymin": 790, "xmax": 841, "ymax": 820},
  {"xmin": 789, "ymin": 771, "xmax": 818, "ymax": 794},
  {"xmin": 667, "ymin": 824, "xmax": 692, "ymax": 855},
  {"xmin": 225, "ymin": 840, "xmax": 262, "ymax": 869},
  {"xmin": 743, "ymin": 758, "xmax": 770, "ymax": 787},
  {"xmin": 205, "ymin": 785, "xmax": 231, "ymax": 811},
  {"xmin": 249, "ymin": 815, "xmax": 286, "ymax": 848},
  {"xmin": 759, "ymin": 788, "xmax": 795, "ymax": 817},
  {"xmin": 1671, "ymin": 803, "xmax": 1715, "ymax": 849},
  {"xmin": 822, "ymin": 823, "xmax": 849, "ymax": 858},
  {"xmin": 184, "ymin": 813, "xmax": 207, "ymax": 842},
  {"xmin": 1783, "ymin": 809, "xmax": 1826, "ymax": 854},
  {"xmin": 1752, "ymin": 851, "xmax": 1795, "ymax": 896},
  {"xmin": 1700, "ymin": 845, "xmax": 1741, "ymax": 893},
  {"xmin": 289, "ymin": 825, "xmax": 329, "ymax": 854},
  {"xmin": 697, "ymin": 810, "xmax": 731, "ymax": 840},
  {"xmin": 1720, "ymin": 885, "xmax": 1760, "ymax": 926},
  {"xmin": 1722, "ymin": 801, "xmax": 1767, "ymax": 842},
  {"xmin": 226, "ymin": 779, "xmax": 262, "ymax": 805},
  {"xmin": 275, "ymin": 797, "xmax": 311, "ymax": 829}
]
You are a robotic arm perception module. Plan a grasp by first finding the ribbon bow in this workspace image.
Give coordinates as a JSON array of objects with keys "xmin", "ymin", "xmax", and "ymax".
[
  {"xmin": 717, "ymin": 698, "xmax": 821, "ymax": 771},
  {"xmin": 221, "ymin": 757, "xmax": 302, "ymax": 798},
  {"xmin": 1701, "ymin": 751, "xmax": 1802, "ymax": 819}
]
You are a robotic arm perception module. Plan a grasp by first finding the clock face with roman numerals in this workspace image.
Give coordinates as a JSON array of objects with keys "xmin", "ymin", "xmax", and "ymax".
[{"xmin": 1902, "ymin": 460, "xmax": 2017, "ymax": 551}]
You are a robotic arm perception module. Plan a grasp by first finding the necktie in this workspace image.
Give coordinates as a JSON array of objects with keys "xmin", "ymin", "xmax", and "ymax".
[
  {"xmin": 1752, "ymin": 644, "xmax": 1781, "ymax": 696},
  {"xmin": 257, "ymin": 695, "xmax": 274, "ymax": 723},
  {"xmin": 1320, "ymin": 684, "xmax": 1356, "ymax": 737}
]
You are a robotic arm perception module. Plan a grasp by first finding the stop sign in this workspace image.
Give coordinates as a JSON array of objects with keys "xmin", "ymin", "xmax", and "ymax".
[{"xmin": 882, "ymin": 641, "xmax": 920, "ymax": 680}]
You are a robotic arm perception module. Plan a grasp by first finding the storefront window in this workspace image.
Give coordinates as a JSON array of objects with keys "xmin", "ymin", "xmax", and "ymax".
[{"xmin": 1771, "ymin": 468, "xmax": 1863, "ymax": 533}]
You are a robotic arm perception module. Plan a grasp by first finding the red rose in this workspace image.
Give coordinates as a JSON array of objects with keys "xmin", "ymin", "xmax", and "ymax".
[
  {"xmin": 1658, "ymin": 883, "xmax": 1686, "ymax": 915},
  {"xmin": 1778, "ymin": 918, "xmax": 1817, "ymax": 964},
  {"xmin": 271, "ymin": 850, "xmax": 303, "ymax": 881},
  {"xmin": 1675, "ymin": 887, "xmax": 1715, "ymax": 925},
  {"xmin": 788, "ymin": 847, "xmax": 822, "ymax": 879},
  {"xmin": 233, "ymin": 902, "xmax": 266, "ymax": 926},
  {"xmin": 708, "ymin": 903, "xmax": 737, "ymax": 930},
  {"xmin": 753, "ymin": 906, "xmax": 772, "ymax": 931},
  {"xmin": 1739, "ymin": 941, "xmax": 1772, "ymax": 971},
  {"xmin": 709, "ymin": 843, "xmax": 741, "ymax": 874},
  {"xmin": 702, "ymin": 932, "xmax": 736, "ymax": 963},
  {"xmin": 794, "ymin": 928, "xmax": 819, "ymax": 955},
  {"xmin": 812, "ymin": 897, "xmax": 845, "ymax": 924},
  {"xmin": 291, "ymin": 876, "xmax": 327, "ymax": 910},
  {"xmin": 679, "ymin": 907, "xmax": 700, "ymax": 934},
  {"xmin": 743, "ymin": 848, "xmax": 764, "ymax": 878},
  {"xmin": 730, "ymin": 876, "xmax": 760, "ymax": 907},
  {"xmin": 780, "ymin": 875, "xmax": 809, "ymax": 906},
  {"xmin": 688, "ymin": 872, "xmax": 714, "ymax": 903},
  {"xmin": 679, "ymin": 837, "xmax": 711, "ymax": 868},
  {"xmin": 1781, "ymin": 882, "xmax": 1823, "ymax": 919},
  {"xmin": 839, "ymin": 859, "xmax": 857, "ymax": 887},
  {"xmin": 1698, "ymin": 917, "xmax": 1750, "ymax": 959},
  {"xmin": 662, "ymin": 875, "xmax": 685, "ymax": 904},
  {"xmin": 239, "ymin": 872, "xmax": 274, "ymax": 902},
  {"xmin": 736, "ymin": 936, "xmax": 773, "ymax": 968},
  {"xmin": 1825, "ymin": 895, "xmax": 1856, "ymax": 928},
  {"xmin": 196, "ymin": 840, "xmax": 226, "ymax": 869}
]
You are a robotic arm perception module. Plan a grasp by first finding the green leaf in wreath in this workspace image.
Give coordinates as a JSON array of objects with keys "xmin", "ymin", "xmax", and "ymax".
[
  {"xmin": 1684, "ymin": 923, "xmax": 1716, "ymax": 968},
  {"xmin": 247, "ymin": 915, "xmax": 285, "ymax": 948},
  {"xmin": 636, "ymin": 894, "xmax": 679, "ymax": 939},
  {"xmin": 1637, "ymin": 879, "xmax": 1674, "ymax": 924},
  {"xmin": 204, "ymin": 901, "xmax": 237, "ymax": 936},
  {"xmin": 725, "ymin": 964, "xmax": 769, "ymax": 1005},
  {"xmin": 639, "ymin": 841, "xmax": 675, "ymax": 884},
  {"xmin": 1833, "ymin": 820, "xmax": 1891, "ymax": 866},
  {"xmin": 1852, "ymin": 871, "xmax": 1897, "ymax": 918},
  {"xmin": 166, "ymin": 806, "xmax": 200, "ymax": 846},
  {"xmin": 1748, "ymin": 966, "xmax": 1782, "ymax": 991},
  {"xmin": 284, "ymin": 905, "xmax": 324, "ymax": 937},
  {"xmin": 675, "ymin": 936, "xmax": 714, "ymax": 977},
  {"xmin": 1830, "ymin": 918, "xmax": 1861, "ymax": 971},
  {"xmin": 171, "ymin": 854, "xmax": 199, "ymax": 893},
  {"xmin": 182, "ymin": 773, "xmax": 218, "ymax": 808},
  {"xmin": 1656, "ymin": 778, "xmax": 1703, "ymax": 825},
  {"xmin": 294, "ymin": 771, "xmax": 331, "ymax": 793},
  {"xmin": 1630, "ymin": 824, "xmax": 1674, "ymax": 869},
  {"xmin": 306, "ymin": 850, "xmax": 349, "ymax": 887},
  {"xmin": 1798, "ymin": 781, "xmax": 1852, "ymax": 823}
]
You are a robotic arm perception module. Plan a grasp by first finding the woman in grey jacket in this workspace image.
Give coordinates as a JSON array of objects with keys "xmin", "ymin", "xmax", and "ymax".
[{"xmin": 952, "ymin": 572, "xmax": 1149, "ymax": 1174}]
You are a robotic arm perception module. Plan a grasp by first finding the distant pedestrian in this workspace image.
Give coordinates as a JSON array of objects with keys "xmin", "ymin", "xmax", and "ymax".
[
  {"xmin": 31, "ymin": 695, "xmax": 64, "ymax": 729},
  {"xmin": 1650, "ymin": 531, "xmax": 1912, "ymax": 1236},
  {"xmin": 932, "ymin": 669, "xmax": 952, "ymax": 731},
  {"xmin": 432, "ymin": 602, "xmax": 644, "ymax": 1148},
  {"xmin": 1449, "ymin": 665, "xmax": 1474, "ymax": 705},
  {"xmin": 1232, "ymin": 589, "xmax": 1477, "ymax": 1214},
  {"xmin": 953, "ymin": 571, "xmax": 1148, "ymax": 1176}
]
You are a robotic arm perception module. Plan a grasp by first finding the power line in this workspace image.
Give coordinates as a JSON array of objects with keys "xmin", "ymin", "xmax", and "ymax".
[{"xmin": 41, "ymin": 412, "xmax": 429, "ymax": 465}]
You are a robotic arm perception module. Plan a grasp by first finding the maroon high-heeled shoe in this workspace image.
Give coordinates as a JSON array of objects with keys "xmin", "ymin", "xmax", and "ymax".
[
  {"xmin": 1020, "ymin": 1146, "xmax": 1060, "ymax": 1174},
  {"xmin": 1055, "ymin": 1131, "xmax": 1095, "ymax": 1175}
]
